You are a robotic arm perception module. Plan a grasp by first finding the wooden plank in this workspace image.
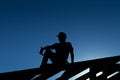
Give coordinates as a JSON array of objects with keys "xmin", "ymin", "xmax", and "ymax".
[
  {"xmin": 108, "ymin": 73, "xmax": 120, "ymax": 80},
  {"xmin": 76, "ymin": 73, "xmax": 90, "ymax": 80},
  {"xmin": 0, "ymin": 56, "xmax": 119, "ymax": 80},
  {"xmin": 0, "ymin": 68, "xmax": 40, "ymax": 80}
]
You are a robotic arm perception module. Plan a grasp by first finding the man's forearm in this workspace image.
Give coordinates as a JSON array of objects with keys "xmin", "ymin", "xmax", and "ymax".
[{"xmin": 43, "ymin": 46, "xmax": 51, "ymax": 50}]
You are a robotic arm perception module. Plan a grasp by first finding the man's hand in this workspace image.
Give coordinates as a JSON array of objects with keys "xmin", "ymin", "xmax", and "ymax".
[{"xmin": 39, "ymin": 47, "xmax": 44, "ymax": 56}]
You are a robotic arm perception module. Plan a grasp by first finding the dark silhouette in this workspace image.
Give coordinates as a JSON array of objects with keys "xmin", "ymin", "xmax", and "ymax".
[
  {"xmin": 0, "ymin": 56, "xmax": 120, "ymax": 80},
  {"xmin": 39, "ymin": 32, "xmax": 74, "ymax": 68}
]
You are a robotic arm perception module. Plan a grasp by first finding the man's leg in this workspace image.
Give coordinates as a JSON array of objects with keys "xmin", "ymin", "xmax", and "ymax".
[{"xmin": 40, "ymin": 49, "xmax": 55, "ymax": 67}]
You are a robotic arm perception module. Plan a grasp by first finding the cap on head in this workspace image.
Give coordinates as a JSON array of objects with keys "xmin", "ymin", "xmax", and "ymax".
[{"xmin": 57, "ymin": 32, "xmax": 67, "ymax": 39}]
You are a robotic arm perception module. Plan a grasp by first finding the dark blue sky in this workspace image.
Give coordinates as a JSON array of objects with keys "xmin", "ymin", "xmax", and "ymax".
[{"xmin": 0, "ymin": 0, "xmax": 120, "ymax": 79}]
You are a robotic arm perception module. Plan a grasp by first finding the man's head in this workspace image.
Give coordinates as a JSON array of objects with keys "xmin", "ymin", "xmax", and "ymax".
[{"xmin": 57, "ymin": 32, "xmax": 67, "ymax": 43}]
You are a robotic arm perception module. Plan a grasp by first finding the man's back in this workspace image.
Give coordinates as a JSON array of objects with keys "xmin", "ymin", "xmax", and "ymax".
[{"xmin": 51, "ymin": 42, "xmax": 73, "ymax": 63}]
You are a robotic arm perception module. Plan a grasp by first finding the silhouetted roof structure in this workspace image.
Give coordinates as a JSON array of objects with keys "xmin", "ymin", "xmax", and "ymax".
[{"xmin": 0, "ymin": 56, "xmax": 120, "ymax": 80}]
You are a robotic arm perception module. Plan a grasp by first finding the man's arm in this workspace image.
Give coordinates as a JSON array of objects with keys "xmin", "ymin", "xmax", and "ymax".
[
  {"xmin": 69, "ymin": 42, "xmax": 74, "ymax": 63},
  {"xmin": 39, "ymin": 43, "xmax": 56, "ymax": 55},
  {"xmin": 39, "ymin": 46, "xmax": 51, "ymax": 55},
  {"xmin": 70, "ymin": 49, "xmax": 74, "ymax": 63}
]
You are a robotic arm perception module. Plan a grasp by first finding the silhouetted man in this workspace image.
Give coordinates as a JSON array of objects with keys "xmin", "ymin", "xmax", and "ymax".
[{"xmin": 40, "ymin": 32, "xmax": 74, "ymax": 68}]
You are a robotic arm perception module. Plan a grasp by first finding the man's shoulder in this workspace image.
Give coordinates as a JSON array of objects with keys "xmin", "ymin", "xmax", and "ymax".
[{"xmin": 53, "ymin": 42, "xmax": 72, "ymax": 45}]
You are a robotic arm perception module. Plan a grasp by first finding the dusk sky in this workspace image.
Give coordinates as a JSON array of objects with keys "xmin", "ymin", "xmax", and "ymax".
[{"xmin": 0, "ymin": 0, "xmax": 120, "ymax": 79}]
